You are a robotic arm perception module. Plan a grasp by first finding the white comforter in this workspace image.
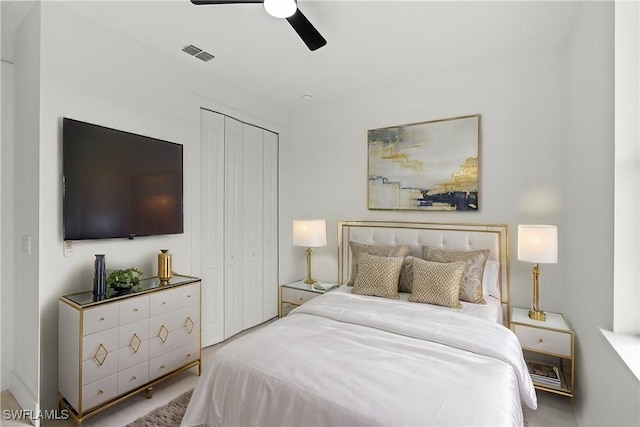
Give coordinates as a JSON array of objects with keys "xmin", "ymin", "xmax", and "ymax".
[{"xmin": 182, "ymin": 292, "xmax": 537, "ymax": 427}]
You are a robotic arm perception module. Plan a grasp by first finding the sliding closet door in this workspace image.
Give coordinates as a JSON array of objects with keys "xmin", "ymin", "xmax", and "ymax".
[
  {"xmin": 199, "ymin": 110, "xmax": 225, "ymax": 346},
  {"xmin": 263, "ymin": 131, "xmax": 279, "ymax": 320},
  {"xmin": 242, "ymin": 124, "xmax": 264, "ymax": 329},
  {"xmin": 224, "ymin": 117, "xmax": 244, "ymax": 339}
]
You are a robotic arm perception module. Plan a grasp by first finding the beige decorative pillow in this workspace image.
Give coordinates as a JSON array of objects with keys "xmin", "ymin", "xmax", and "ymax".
[
  {"xmin": 421, "ymin": 246, "xmax": 490, "ymax": 304},
  {"xmin": 408, "ymin": 259, "xmax": 467, "ymax": 308},
  {"xmin": 351, "ymin": 252, "xmax": 403, "ymax": 299},
  {"xmin": 347, "ymin": 242, "xmax": 410, "ymax": 285},
  {"xmin": 398, "ymin": 256, "xmax": 418, "ymax": 293}
]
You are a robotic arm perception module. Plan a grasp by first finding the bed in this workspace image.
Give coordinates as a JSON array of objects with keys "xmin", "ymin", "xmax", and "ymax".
[{"xmin": 182, "ymin": 221, "xmax": 537, "ymax": 427}]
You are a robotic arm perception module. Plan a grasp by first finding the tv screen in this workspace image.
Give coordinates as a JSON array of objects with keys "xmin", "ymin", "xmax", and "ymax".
[{"xmin": 63, "ymin": 118, "xmax": 184, "ymax": 240}]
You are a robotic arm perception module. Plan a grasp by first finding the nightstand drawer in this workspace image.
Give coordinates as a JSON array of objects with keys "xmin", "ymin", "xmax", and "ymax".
[
  {"xmin": 281, "ymin": 287, "xmax": 318, "ymax": 305},
  {"xmin": 514, "ymin": 324, "xmax": 571, "ymax": 357}
]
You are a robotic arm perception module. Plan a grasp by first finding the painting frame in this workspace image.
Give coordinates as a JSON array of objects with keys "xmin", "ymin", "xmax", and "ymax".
[{"xmin": 367, "ymin": 114, "xmax": 481, "ymax": 211}]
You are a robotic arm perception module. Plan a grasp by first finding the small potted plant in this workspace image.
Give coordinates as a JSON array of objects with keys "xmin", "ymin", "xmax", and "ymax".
[{"xmin": 107, "ymin": 267, "xmax": 143, "ymax": 296}]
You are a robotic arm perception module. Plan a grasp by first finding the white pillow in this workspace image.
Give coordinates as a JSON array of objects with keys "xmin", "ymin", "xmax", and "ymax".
[{"xmin": 482, "ymin": 260, "xmax": 500, "ymax": 298}]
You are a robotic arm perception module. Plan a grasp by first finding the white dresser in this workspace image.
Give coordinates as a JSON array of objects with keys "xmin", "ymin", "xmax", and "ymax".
[{"xmin": 58, "ymin": 274, "xmax": 201, "ymax": 425}]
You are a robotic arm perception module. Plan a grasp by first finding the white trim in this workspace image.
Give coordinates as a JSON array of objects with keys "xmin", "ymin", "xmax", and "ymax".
[{"xmin": 600, "ymin": 329, "xmax": 640, "ymax": 381}]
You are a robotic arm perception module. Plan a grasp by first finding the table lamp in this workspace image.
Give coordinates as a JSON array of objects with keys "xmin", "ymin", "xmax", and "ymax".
[
  {"xmin": 293, "ymin": 219, "xmax": 327, "ymax": 284},
  {"xmin": 518, "ymin": 224, "xmax": 558, "ymax": 321}
]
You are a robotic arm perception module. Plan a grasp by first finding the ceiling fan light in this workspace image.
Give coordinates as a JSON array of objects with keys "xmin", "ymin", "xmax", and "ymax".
[{"xmin": 263, "ymin": 0, "xmax": 296, "ymax": 18}]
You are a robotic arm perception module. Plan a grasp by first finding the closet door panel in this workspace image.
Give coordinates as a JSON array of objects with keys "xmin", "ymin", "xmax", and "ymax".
[
  {"xmin": 199, "ymin": 110, "xmax": 279, "ymax": 341},
  {"xmin": 200, "ymin": 110, "xmax": 225, "ymax": 346},
  {"xmin": 263, "ymin": 130, "xmax": 279, "ymax": 320},
  {"xmin": 224, "ymin": 117, "xmax": 244, "ymax": 339},
  {"xmin": 242, "ymin": 124, "xmax": 264, "ymax": 329}
]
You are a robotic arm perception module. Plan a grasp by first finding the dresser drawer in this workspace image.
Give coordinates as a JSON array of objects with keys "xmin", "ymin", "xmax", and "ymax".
[
  {"xmin": 281, "ymin": 287, "xmax": 318, "ymax": 305},
  {"xmin": 149, "ymin": 351, "xmax": 177, "ymax": 381},
  {"xmin": 118, "ymin": 318, "xmax": 150, "ymax": 349},
  {"xmin": 82, "ymin": 347, "xmax": 118, "ymax": 386},
  {"xmin": 149, "ymin": 322, "xmax": 177, "ymax": 359},
  {"xmin": 177, "ymin": 283, "xmax": 200, "ymax": 308},
  {"xmin": 119, "ymin": 295, "xmax": 149, "ymax": 326},
  {"xmin": 82, "ymin": 374, "xmax": 117, "ymax": 412},
  {"xmin": 117, "ymin": 362, "xmax": 149, "ymax": 395},
  {"xmin": 173, "ymin": 321, "xmax": 200, "ymax": 349},
  {"xmin": 175, "ymin": 342, "xmax": 200, "ymax": 367},
  {"xmin": 117, "ymin": 340, "xmax": 150, "ymax": 372},
  {"xmin": 176, "ymin": 306, "xmax": 200, "ymax": 329},
  {"xmin": 514, "ymin": 324, "xmax": 572, "ymax": 357},
  {"xmin": 82, "ymin": 329, "xmax": 118, "ymax": 362},
  {"xmin": 83, "ymin": 305, "xmax": 119, "ymax": 336},
  {"xmin": 149, "ymin": 288, "xmax": 178, "ymax": 317}
]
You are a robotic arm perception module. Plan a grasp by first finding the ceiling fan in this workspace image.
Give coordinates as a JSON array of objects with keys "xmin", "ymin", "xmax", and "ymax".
[{"xmin": 190, "ymin": 0, "xmax": 327, "ymax": 51}]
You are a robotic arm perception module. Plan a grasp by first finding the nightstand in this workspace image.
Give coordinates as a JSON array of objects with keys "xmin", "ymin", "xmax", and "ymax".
[
  {"xmin": 510, "ymin": 306, "xmax": 575, "ymax": 402},
  {"xmin": 279, "ymin": 280, "xmax": 338, "ymax": 317}
]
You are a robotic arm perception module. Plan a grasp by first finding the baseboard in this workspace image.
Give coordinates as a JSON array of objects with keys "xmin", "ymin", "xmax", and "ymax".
[{"xmin": 9, "ymin": 370, "xmax": 38, "ymax": 426}]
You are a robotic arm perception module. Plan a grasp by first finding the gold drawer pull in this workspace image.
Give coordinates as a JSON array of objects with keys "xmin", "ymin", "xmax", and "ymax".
[
  {"xmin": 538, "ymin": 338, "xmax": 544, "ymax": 343},
  {"xmin": 131, "ymin": 376, "xmax": 137, "ymax": 380},
  {"xmin": 158, "ymin": 325, "xmax": 169, "ymax": 343},
  {"xmin": 160, "ymin": 364, "xmax": 166, "ymax": 369},
  {"xmin": 129, "ymin": 333, "xmax": 142, "ymax": 353},
  {"xmin": 299, "ymin": 298, "xmax": 304, "ymax": 302},
  {"xmin": 99, "ymin": 317, "xmax": 105, "ymax": 321},
  {"xmin": 93, "ymin": 344, "xmax": 109, "ymax": 366},
  {"xmin": 161, "ymin": 302, "xmax": 167, "ymax": 305},
  {"xmin": 98, "ymin": 389, "xmax": 104, "ymax": 395},
  {"xmin": 184, "ymin": 317, "xmax": 195, "ymax": 334},
  {"xmin": 187, "ymin": 294, "xmax": 192, "ymax": 298},
  {"xmin": 133, "ymin": 308, "xmax": 139, "ymax": 312},
  {"xmin": 187, "ymin": 353, "xmax": 192, "ymax": 357}
]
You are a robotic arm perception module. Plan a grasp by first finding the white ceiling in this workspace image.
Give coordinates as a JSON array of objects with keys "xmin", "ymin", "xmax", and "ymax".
[{"xmin": 6, "ymin": 1, "xmax": 580, "ymax": 111}]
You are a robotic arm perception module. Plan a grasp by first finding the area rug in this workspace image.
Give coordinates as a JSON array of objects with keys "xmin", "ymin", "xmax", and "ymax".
[{"xmin": 126, "ymin": 389, "xmax": 193, "ymax": 427}]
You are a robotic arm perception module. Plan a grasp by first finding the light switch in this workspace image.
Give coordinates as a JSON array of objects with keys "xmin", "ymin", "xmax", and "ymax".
[
  {"xmin": 21, "ymin": 235, "xmax": 31, "ymax": 254},
  {"xmin": 63, "ymin": 240, "xmax": 73, "ymax": 257}
]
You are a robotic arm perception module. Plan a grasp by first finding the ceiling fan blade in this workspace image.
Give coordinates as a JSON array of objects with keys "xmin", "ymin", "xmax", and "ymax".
[
  {"xmin": 191, "ymin": 0, "xmax": 262, "ymax": 5},
  {"xmin": 286, "ymin": 9, "xmax": 327, "ymax": 51}
]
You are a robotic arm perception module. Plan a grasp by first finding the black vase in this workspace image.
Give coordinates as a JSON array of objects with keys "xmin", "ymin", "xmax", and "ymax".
[{"xmin": 93, "ymin": 254, "xmax": 107, "ymax": 301}]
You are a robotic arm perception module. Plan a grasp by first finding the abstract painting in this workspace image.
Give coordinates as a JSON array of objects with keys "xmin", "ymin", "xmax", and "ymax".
[{"xmin": 368, "ymin": 114, "xmax": 480, "ymax": 211}]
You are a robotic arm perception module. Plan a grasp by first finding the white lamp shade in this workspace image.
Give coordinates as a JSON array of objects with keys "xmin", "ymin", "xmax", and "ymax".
[
  {"xmin": 517, "ymin": 224, "xmax": 558, "ymax": 264},
  {"xmin": 263, "ymin": 0, "xmax": 297, "ymax": 18},
  {"xmin": 293, "ymin": 219, "xmax": 327, "ymax": 247}
]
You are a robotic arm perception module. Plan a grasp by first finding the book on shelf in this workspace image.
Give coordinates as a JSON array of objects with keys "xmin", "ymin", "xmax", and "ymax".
[{"xmin": 527, "ymin": 361, "xmax": 561, "ymax": 386}]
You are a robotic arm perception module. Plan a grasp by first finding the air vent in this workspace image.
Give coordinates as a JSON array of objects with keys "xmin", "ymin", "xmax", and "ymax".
[
  {"xmin": 182, "ymin": 44, "xmax": 202, "ymax": 56},
  {"xmin": 195, "ymin": 51, "xmax": 215, "ymax": 62},
  {"xmin": 182, "ymin": 44, "xmax": 215, "ymax": 62}
]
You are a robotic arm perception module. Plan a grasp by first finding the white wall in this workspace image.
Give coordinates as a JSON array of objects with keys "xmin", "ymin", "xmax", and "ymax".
[
  {"xmin": 1, "ymin": 60, "xmax": 15, "ymax": 392},
  {"xmin": 285, "ymin": 49, "xmax": 566, "ymax": 311},
  {"xmin": 564, "ymin": 2, "xmax": 639, "ymax": 426},
  {"xmin": 10, "ymin": 2, "xmax": 42, "ymax": 414},
  {"xmin": 614, "ymin": 0, "xmax": 640, "ymax": 337},
  {"xmin": 11, "ymin": 1, "xmax": 289, "ymax": 410}
]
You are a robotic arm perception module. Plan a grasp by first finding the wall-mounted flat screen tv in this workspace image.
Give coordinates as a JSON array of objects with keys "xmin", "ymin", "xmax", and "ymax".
[{"xmin": 63, "ymin": 117, "xmax": 184, "ymax": 240}]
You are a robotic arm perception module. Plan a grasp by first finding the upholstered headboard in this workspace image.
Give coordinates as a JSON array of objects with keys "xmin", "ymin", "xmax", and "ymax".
[{"xmin": 338, "ymin": 220, "xmax": 510, "ymax": 319}]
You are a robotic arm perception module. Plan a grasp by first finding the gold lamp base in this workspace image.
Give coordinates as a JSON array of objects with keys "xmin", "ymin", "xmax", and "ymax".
[
  {"xmin": 303, "ymin": 247, "xmax": 318, "ymax": 285},
  {"xmin": 529, "ymin": 263, "xmax": 547, "ymax": 321},
  {"xmin": 528, "ymin": 309, "xmax": 546, "ymax": 321}
]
